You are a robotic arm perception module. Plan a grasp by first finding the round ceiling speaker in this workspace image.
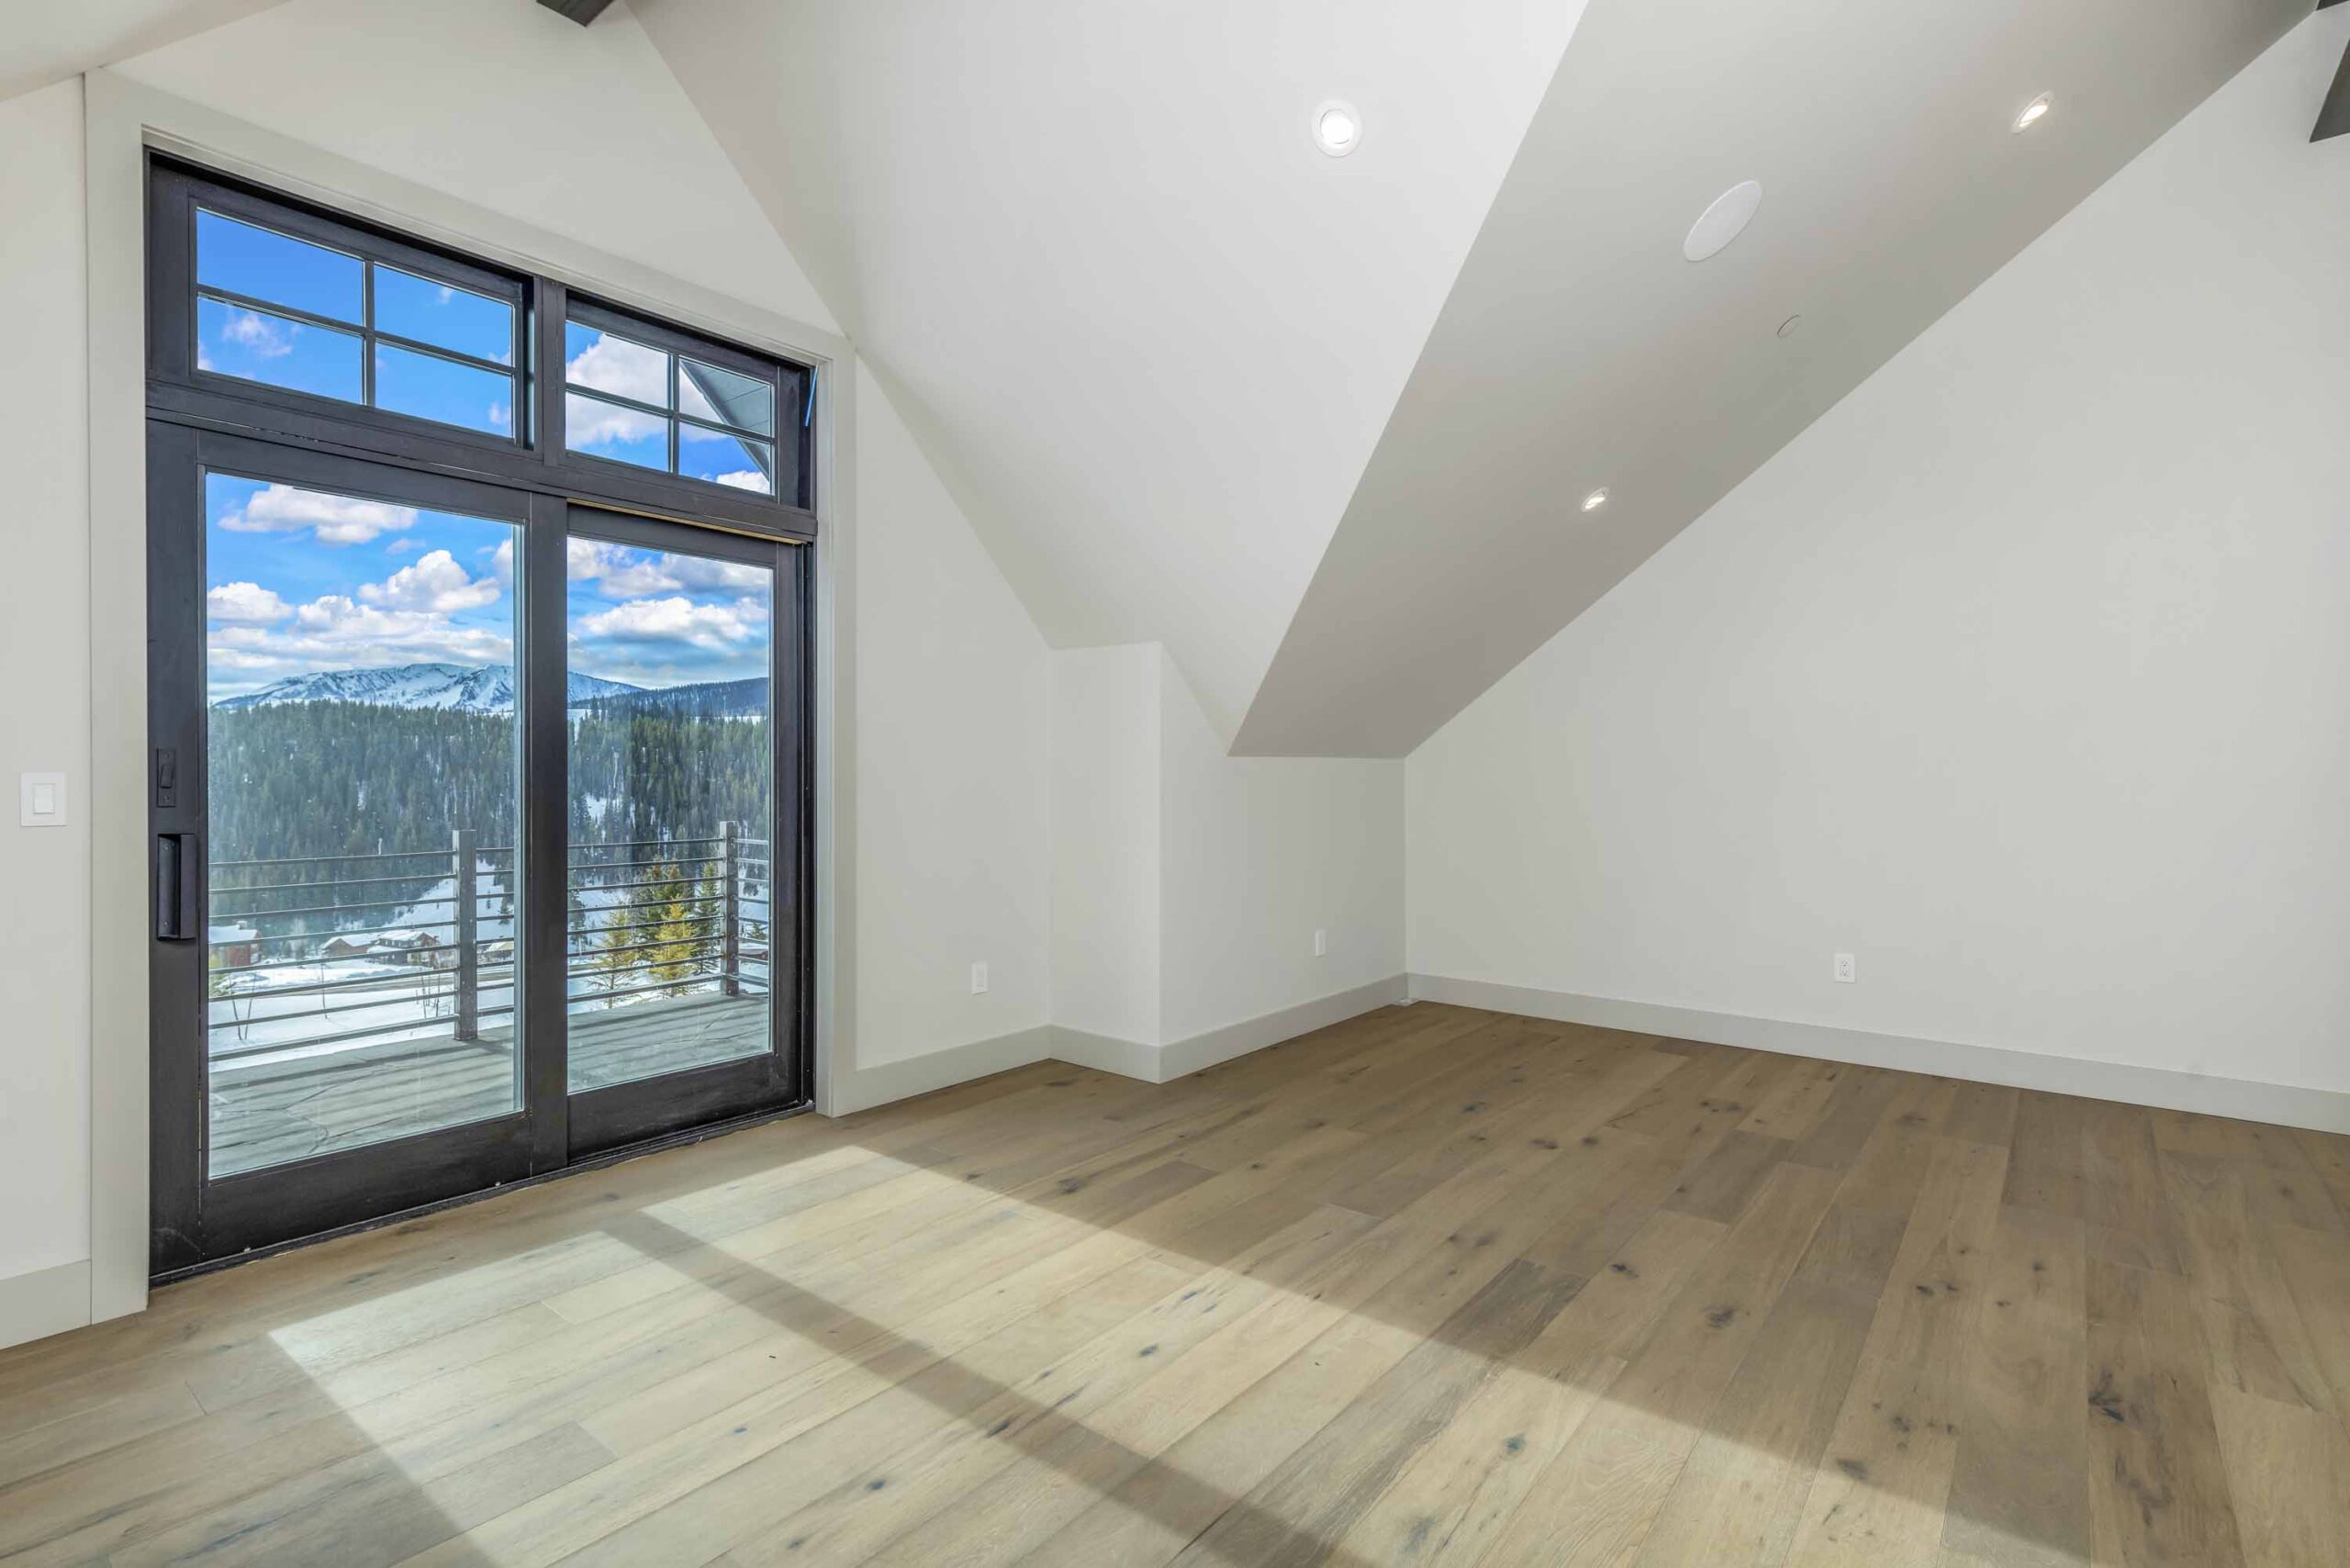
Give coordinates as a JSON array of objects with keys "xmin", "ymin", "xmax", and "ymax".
[{"xmin": 1684, "ymin": 180, "xmax": 1763, "ymax": 263}]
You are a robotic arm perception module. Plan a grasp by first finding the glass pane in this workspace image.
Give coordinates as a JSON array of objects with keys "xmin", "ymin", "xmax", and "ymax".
[
  {"xmin": 565, "ymin": 321, "xmax": 670, "ymax": 407},
  {"xmin": 197, "ymin": 297, "xmax": 363, "ymax": 403},
  {"xmin": 203, "ymin": 474, "xmax": 523, "ymax": 1178},
  {"xmin": 375, "ymin": 344, "xmax": 515, "ymax": 437},
  {"xmin": 677, "ymin": 358, "xmax": 774, "ymax": 435},
  {"xmin": 565, "ymin": 535, "xmax": 775, "ymax": 1091},
  {"xmin": 197, "ymin": 209, "xmax": 364, "ymax": 324},
  {"xmin": 678, "ymin": 423, "xmax": 775, "ymax": 495},
  {"xmin": 375, "ymin": 267, "xmax": 514, "ymax": 365},
  {"xmin": 566, "ymin": 392, "xmax": 669, "ymax": 471}
]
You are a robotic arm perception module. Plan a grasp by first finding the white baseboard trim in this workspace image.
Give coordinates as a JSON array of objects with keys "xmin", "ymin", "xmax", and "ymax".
[
  {"xmin": 1409, "ymin": 974, "xmax": 2350, "ymax": 1136},
  {"xmin": 829, "ymin": 1024, "xmax": 1054, "ymax": 1115},
  {"xmin": 1052, "ymin": 976, "xmax": 1410, "ymax": 1086},
  {"xmin": 0, "ymin": 1259, "xmax": 91, "ymax": 1352},
  {"xmin": 1048, "ymin": 1025, "xmax": 1165, "ymax": 1082}
]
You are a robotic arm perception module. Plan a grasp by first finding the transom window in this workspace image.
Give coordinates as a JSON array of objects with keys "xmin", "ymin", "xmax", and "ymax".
[
  {"xmin": 195, "ymin": 208, "xmax": 520, "ymax": 439},
  {"xmin": 564, "ymin": 308, "xmax": 790, "ymax": 498},
  {"xmin": 152, "ymin": 159, "xmax": 818, "ymax": 531}
]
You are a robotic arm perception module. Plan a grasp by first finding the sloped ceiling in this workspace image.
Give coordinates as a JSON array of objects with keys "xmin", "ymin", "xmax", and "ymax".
[
  {"xmin": 110, "ymin": 0, "xmax": 840, "ymax": 336},
  {"xmin": 1237, "ymin": 0, "xmax": 2307, "ymax": 755},
  {"xmin": 649, "ymin": 0, "xmax": 2301, "ymax": 756},
  {"xmin": 633, "ymin": 0, "xmax": 1588, "ymax": 741}
]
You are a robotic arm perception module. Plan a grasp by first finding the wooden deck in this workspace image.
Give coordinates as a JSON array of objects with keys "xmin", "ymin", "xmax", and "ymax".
[
  {"xmin": 10, "ymin": 1000, "xmax": 2349, "ymax": 1566},
  {"xmin": 208, "ymin": 991, "xmax": 773, "ymax": 1176}
]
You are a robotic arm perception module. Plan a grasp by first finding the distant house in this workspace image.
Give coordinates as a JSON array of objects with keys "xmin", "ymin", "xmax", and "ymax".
[
  {"xmin": 208, "ymin": 924, "xmax": 259, "ymax": 969},
  {"xmin": 318, "ymin": 935, "xmax": 375, "ymax": 961},
  {"xmin": 370, "ymin": 930, "xmax": 443, "ymax": 967}
]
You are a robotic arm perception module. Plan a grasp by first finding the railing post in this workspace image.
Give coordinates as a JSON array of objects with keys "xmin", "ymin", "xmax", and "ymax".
[
  {"xmin": 453, "ymin": 827, "xmax": 479, "ymax": 1040},
  {"xmin": 721, "ymin": 822, "xmax": 741, "ymax": 998}
]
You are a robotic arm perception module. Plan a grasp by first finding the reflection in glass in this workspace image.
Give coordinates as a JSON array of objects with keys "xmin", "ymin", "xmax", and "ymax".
[
  {"xmin": 197, "ymin": 297, "xmax": 364, "ymax": 403},
  {"xmin": 678, "ymin": 358, "xmax": 774, "ymax": 435},
  {"xmin": 678, "ymin": 424, "xmax": 775, "ymax": 495},
  {"xmin": 197, "ymin": 209, "xmax": 364, "ymax": 324},
  {"xmin": 565, "ymin": 537, "xmax": 775, "ymax": 1091},
  {"xmin": 376, "ymin": 345, "xmax": 515, "ymax": 436},
  {"xmin": 202, "ymin": 474, "xmax": 522, "ymax": 1177},
  {"xmin": 565, "ymin": 322, "xmax": 670, "ymax": 407},
  {"xmin": 375, "ymin": 267, "xmax": 514, "ymax": 365},
  {"xmin": 567, "ymin": 393, "xmax": 668, "ymax": 470}
]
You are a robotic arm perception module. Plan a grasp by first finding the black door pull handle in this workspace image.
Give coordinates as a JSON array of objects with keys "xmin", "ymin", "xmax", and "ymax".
[{"xmin": 156, "ymin": 834, "xmax": 200, "ymax": 942}]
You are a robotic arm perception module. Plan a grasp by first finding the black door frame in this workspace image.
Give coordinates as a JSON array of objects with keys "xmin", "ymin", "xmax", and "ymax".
[
  {"xmin": 148, "ymin": 429, "xmax": 549, "ymax": 1268},
  {"xmin": 562, "ymin": 504, "xmax": 811, "ymax": 1158},
  {"xmin": 149, "ymin": 431, "xmax": 814, "ymax": 1273}
]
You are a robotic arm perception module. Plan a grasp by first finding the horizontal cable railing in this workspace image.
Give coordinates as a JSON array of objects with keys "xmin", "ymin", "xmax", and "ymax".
[{"xmin": 206, "ymin": 824, "xmax": 775, "ymax": 1064}]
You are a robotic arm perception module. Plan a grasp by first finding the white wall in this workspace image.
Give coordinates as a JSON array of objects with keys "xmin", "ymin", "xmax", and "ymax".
[
  {"xmin": 1408, "ymin": 13, "xmax": 2350, "ymax": 1111},
  {"xmin": 1049, "ymin": 645, "xmax": 1162, "ymax": 1045},
  {"xmin": 1158, "ymin": 650, "xmax": 1404, "ymax": 1042},
  {"xmin": 1048, "ymin": 644, "xmax": 1405, "ymax": 1059},
  {"xmin": 853, "ymin": 363, "xmax": 1052, "ymax": 1067},
  {"xmin": 113, "ymin": 0, "xmax": 837, "ymax": 333},
  {"xmin": 0, "ymin": 78, "xmax": 95, "ymax": 1285}
]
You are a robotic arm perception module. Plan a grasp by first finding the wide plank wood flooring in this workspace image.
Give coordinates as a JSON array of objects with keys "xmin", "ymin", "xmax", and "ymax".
[{"xmin": 6, "ymin": 1001, "xmax": 2348, "ymax": 1567}]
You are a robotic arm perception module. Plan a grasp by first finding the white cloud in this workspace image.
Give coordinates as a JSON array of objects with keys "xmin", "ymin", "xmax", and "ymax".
[
  {"xmin": 567, "ymin": 397, "xmax": 665, "ymax": 449},
  {"xmin": 713, "ymin": 471, "xmax": 770, "ymax": 493},
  {"xmin": 218, "ymin": 484, "xmax": 419, "ymax": 545},
  {"xmin": 358, "ymin": 549, "xmax": 503, "ymax": 613},
  {"xmin": 386, "ymin": 536, "xmax": 422, "ymax": 555},
  {"xmin": 207, "ymin": 581, "xmax": 292, "ymax": 624},
  {"xmin": 491, "ymin": 538, "xmax": 515, "ymax": 587},
  {"xmin": 219, "ymin": 308, "xmax": 294, "ymax": 360},
  {"xmin": 207, "ymin": 591, "xmax": 512, "ymax": 691},
  {"xmin": 574, "ymin": 595, "xmax": 763, "ymax": 651},
  {"xmin": 566, "ymin": 538, "xmax": 768, "ymax": 598},
  {"xmin": 565, "ymin": 332, "xmax": 668, "ymax": 406}
]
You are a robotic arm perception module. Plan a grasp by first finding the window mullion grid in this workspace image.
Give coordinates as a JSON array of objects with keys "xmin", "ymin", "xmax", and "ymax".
[
  {"xmin": 194, "ymin": 286, "xmax": 364, "ymax": 342},
  {"xmin": 372, "ymin": 330, "xmax": 518, "ymax": 379},
  {"xmin": 362, "ymin": 259, "xmax": 377, "ymax": 409}
]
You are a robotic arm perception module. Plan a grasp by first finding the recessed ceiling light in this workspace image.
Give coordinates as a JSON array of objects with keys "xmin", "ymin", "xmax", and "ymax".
[
  {"xmin": 1581, "ymin": 487, "xmax": 1609, "ymax": 513},
  {"xmin": 1684, "ymin": 180, "xmax": 1763, "ymax": 263},
  {"xmin": 1313, "ymin": 100, "xmax": 1361, "ymax": 158},
  {"xmin": 2013, "ymin": 93, "xmax": 2054, "ymax": 132}
]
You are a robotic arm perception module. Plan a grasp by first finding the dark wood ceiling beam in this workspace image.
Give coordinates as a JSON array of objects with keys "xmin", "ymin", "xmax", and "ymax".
[{"xmin": 538, "ymin": 0, "xmax": 617, "ymax": 25}]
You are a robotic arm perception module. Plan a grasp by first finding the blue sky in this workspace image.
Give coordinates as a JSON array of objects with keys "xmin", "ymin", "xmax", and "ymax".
[
  {"xmin": 204, "ymin": 476, "xmax": 773, "ymax": 700},
  {"xmin": 195, "ymin": 210, "xmax": 775, "ymax": 701},
  {"xmin": 196, "ymin": 210, "xmax": 516, "ymax": 437}
]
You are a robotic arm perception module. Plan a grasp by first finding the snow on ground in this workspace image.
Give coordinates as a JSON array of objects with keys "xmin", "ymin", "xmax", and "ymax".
[{"xmin": 208, "ymin": 854, "xmax": 769, "ymax": 1072}]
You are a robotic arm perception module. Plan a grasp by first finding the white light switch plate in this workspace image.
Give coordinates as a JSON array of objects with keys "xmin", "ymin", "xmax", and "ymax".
[{"xmin": 19, "ymin": 772, "xmax": 66, "ymax": 828}]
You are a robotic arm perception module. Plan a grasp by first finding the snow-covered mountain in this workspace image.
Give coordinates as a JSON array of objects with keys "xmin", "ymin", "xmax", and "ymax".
[{"xmin": 214, "ymin": 664, "xmax": 644, "ymax": 711}]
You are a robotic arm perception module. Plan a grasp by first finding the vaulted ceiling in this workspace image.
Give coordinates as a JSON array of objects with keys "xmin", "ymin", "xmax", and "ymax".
[
  {"xmin": 11, "ymin": 2, "xmax": 2319, "ymax": 754},
  {"xmin": 634, "ymin": 0, "xmax": 2309, "ymax": 756},
  {"xmin": 632, "ymin": 0, "xmax": 1588, "ymax": 742}
]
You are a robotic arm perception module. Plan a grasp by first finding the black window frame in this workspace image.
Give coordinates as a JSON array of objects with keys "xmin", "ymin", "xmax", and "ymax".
[
  {"xmin": 143, "ymin": 153, "xmax": 820, "ymax": 1276},
  {"xmin": 148, "ymin": 157, "xmax": 818, "ymax": 540},
  {"xmin": 559, "ymin": 297, "xmax": 809, "ymax": 505}
]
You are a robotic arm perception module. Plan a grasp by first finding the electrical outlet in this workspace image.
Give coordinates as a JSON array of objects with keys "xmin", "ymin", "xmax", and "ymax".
[
  {"xmin": 1313, "ymin": 928, "xmax": 1328, "ymax": 958},
  {"xmin": 1832, "ymin": 952, "xmax": 1856, "ymax": 984},
  {"xmin": 969, "ymin": 961, "xmax": 989, "ymax": 995}
]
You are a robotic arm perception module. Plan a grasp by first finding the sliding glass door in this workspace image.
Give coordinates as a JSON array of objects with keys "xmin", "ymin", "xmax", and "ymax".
[
  {"xmin": 563, "ymin": 508, "xmax": 802, "ymax": 1156},
  {"xmin": 145, "ymin": 156, "xmax": 816, "ymax": 1275},
  {"xmin": 149, "ymin": 439, "xmax": 809, "ymax": 1270}
]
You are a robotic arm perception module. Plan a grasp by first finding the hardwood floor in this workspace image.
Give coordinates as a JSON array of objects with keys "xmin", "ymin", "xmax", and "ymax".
[{"xmin": 6, "ymin": 1002, "xmax": 2348, "ymax": 1567}]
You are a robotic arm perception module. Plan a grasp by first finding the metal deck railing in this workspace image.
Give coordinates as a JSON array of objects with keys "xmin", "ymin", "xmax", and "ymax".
[{"xmin": 204, "ymin": 828, "xmax": 774, "ymax": 1064}]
